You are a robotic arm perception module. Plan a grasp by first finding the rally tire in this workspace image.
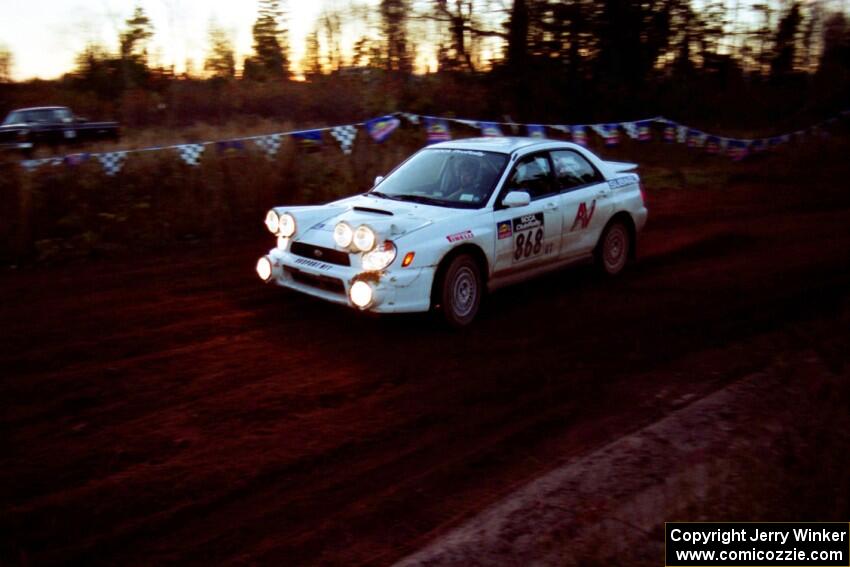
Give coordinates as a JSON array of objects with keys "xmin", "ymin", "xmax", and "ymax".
[
  {"xmin": 439, "ymin": 254, "xmax": 482, "ymax": 328},
  {"xmin": 596, "ymin": 220, "xmax": 630, "ymax": 276}
]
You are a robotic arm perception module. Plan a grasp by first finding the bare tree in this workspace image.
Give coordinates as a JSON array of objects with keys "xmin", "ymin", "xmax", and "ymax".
[
  {"xmin": 0, "ymin": 45, "xmax": 13, "ymax": 83},
  {"xmin": 381, "ymin": 0, "xmax": 413, "ymax": 72},
  {"xmin": 320, "ymin": 9, "xmax": 344, "ymax": 72},
  {"xmin": 303, "ymin": 28, "xmax": 323, "ymax": 78}
]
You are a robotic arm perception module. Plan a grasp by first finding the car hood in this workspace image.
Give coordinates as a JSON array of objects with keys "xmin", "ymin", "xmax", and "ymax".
[{"xmin": 296, "ymin": 193, "xmax": 470, "ymax": 247}]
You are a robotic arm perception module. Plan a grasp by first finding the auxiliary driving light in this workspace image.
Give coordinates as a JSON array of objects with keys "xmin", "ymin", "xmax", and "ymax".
[
  {"xmin": 353, "ymin": 225, "xmax": 377, "ymax": 252},
  {"xmin": 256, "ymin": 256, "xmax": 273, "ymax": 282},
  {"xmin": 333, "ymin": 222, "xmax": 354, "ymax": 248},
  {"xmin": 349, "ymin": 280, "xmax": 374, "ymax": 308},
  {"xmin": 264, "ymin": 210, "xmax": 280, "ymax": 234},
  {"xmin": 278, "ymin": 213, "xmax": 296, "ymax": 238}
]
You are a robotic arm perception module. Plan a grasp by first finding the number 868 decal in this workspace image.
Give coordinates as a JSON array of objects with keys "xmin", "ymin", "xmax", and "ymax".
[
  {"xmin": 514, "ymin": 228, "xmax": 543, "ymax": 261},
  {"xmin": 511, "ymin": 212, "xmax": 545, "ymax": 264}
]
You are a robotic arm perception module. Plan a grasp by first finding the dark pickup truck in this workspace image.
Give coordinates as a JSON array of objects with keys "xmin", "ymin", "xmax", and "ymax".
[{"xmin": 0, "ymin": 106, "xmax": 119, "ymax": 153}]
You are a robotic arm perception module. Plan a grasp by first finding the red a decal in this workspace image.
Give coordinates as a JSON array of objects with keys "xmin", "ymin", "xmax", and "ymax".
[{"xmin": 570, "ymin": 200, "xmax": 596, "ymax": 231}]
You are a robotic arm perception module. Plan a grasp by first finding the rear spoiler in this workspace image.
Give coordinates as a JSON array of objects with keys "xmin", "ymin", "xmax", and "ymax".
[{"xmin": 604, "ymin": 160, "xmax": 639, "ymax": 173}]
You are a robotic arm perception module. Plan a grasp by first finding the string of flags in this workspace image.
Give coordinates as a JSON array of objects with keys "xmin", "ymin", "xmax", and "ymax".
[{"xmin": 17, "ymin": 109, "xmax": 849, "ymax": 176}]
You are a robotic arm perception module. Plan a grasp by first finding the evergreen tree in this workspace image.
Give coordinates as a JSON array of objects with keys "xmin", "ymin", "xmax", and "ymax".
[
  {"xmin": 770, "ymin": 2, "xmax": 802, "ymax": 78},
  {"xmin": 244, "ymin": 0, "xmax": 291, "ymax": 81},
  {"xmin": 118, "ymin": 5, "xmax": 154, "ymax": 88},
  {"xmin": 120, "ymin": 6, "xmax": 154, "ymax": 63}
]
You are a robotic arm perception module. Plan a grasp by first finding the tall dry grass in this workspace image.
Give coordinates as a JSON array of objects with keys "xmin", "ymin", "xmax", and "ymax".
[
  {"xmin": 0, "ymin": 126, "xmax": 421, "ymax": 265},
  {"xmin": 1, "ymin": 120, "xmax": 847, "ymax": 266}
]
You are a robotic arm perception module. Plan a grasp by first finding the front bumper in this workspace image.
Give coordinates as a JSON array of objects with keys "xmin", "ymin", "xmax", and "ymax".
[{"xmin": 261, "ymin": 245, "xmax": 435, "ymax": 314}]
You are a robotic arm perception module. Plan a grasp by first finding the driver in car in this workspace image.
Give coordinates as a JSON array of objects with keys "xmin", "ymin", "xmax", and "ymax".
[{"xmin": 447, "ymin": 157, "xmax": 485, "ymax": 202}]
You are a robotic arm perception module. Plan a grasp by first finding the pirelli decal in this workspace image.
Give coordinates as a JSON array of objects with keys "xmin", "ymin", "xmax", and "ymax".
[{"xmin": 446, "ymin": 230, "xmax": 474, "ymax": 243}]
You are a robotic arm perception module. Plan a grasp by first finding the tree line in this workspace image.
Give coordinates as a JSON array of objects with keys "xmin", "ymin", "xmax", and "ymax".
[{"xmin": 1, "ymin": 0, "xmax": 849, "ymax": 125}]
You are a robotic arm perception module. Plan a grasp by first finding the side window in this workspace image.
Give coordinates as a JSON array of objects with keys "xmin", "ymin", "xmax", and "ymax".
[
  {"xmin": 54, "ymin": 108, "xmax": 73, "ymax": 123},
  {"xmin": 507, "ymin": 154, "xmax": 555, "ymax": 200},
  {"xmin": 551, "ymin": 150, "xmax": 603, "ymax": 190}
]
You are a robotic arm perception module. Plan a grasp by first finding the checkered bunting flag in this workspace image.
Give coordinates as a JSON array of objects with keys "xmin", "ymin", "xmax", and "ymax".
[
  {"xmin": 97, "ymin": 151, "xmax": 127, "ymax": 176},
  {"xmin": 254, "ymin": 134, "xmax": 283, "ymax": 160},
  {"xmin": 623, "ymin": 122, "xmax": 639, "ymax": 140},
  {"xmin": 330, "ymin": 125, "xmax": 357, "ymax": 155},
  {"xmin": 176, "ymin": 143, "xmax": 205, "ymax": 166},
  {"xmin": 590, "ymin": 124, "xmax": 608, "ymax": 139}
]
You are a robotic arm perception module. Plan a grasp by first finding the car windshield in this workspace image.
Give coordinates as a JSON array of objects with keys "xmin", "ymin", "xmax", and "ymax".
[
  {"xmin": 2, "ymin": 111, "xmax": 23, "ymax": 126},
  {"xmin": 371, "ymin": 148, "xmax": 509, "ymax": 209}
]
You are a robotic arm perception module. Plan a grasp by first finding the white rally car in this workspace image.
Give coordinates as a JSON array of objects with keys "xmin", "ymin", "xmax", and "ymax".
[{"xmin": 256, "ymin": 137, "xmax": 648, "ymax": 326}]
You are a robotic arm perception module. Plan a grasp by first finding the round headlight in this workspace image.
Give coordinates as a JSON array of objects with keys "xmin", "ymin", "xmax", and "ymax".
[
  {"xmin": 278, "ymin": 213, "xmax": 296, "ymax": 238},
  {"xmin": 264, "ymin": 210, "xmax": 280, "ymax": 234},
  {"xmin": 349, "ymin": 280, "xmax": 374, "ymax": 308},
  {"xmin": 256, "ymin": 256, "xmax": 273, "ymax": 282},
  {"xmin": 353, "ymin": 225, "xmax": 376, "ymax": 252},
  {"xmin": 361, "ymin": 241, "xmax": 397, "ymax": 271},
  {"xmin": 333, "ymin": 222, "xmax": 353, "ymax": 248}
]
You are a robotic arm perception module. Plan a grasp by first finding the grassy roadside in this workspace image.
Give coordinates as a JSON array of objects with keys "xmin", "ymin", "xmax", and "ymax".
[{"xmin": 1, "ymin": 123, "xmax": 847, "ymax": 267}]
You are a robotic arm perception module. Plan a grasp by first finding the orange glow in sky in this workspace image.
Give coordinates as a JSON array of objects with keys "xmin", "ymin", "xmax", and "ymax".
[{"xmin": 0, "ymin": 0, "xmax": 406, "ymax": 81}]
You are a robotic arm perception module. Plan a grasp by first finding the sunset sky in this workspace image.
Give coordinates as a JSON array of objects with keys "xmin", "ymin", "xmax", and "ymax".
[{"xmin": 0, "ymin": 0, "xmax": 385, "ymax": 81}]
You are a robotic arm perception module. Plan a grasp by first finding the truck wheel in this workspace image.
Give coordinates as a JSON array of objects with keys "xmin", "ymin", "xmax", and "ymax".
[
  {"xmin": 596, "ymin": 220, "xmax": 630, "ymax": 275},
  {"xmin": 440, "ymin": 254, "xmax": 482, "ymax": 327}
]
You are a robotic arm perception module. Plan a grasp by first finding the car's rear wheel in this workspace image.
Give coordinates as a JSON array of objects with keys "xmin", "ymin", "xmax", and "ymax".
[
  {"xmin": 596, "ymin": 220, "xmax": 630, "ymax": 275},
  {"xmin": 440, "ymin": 254, "xmax": 482, "ymax": 327}
]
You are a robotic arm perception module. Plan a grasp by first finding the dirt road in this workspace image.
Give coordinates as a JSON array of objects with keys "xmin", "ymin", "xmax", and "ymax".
[{"xmin": 2, "ymin": 168, "xmax": 849, "ymax": 565}]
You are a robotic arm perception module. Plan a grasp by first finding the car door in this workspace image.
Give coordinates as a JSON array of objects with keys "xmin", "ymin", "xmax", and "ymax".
[
  {"xmin": 492, "ymin": 152, "xmax": 563, "ymax": 276},
  {"xmin": 551, "ymin": 149, "xmax": 614, "ymax": 258}
]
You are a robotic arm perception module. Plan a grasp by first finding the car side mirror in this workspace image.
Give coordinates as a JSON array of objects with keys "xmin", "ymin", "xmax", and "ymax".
[
  {"xmin": 502, "ymin": 190, "xmax": 531, "ymax": 208},
  {"xmin": 373, "ymin": 175, "xmax": 384, "ymax": 187},
  {"xmin": 75, "ymin": 116, "xmax": 89, "ymax": 123}
]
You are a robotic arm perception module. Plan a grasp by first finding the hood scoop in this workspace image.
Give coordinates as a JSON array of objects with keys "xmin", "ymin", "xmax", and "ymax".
[{"xmin": 353, "ymin": 206, "xmax": 394, "ymax": 216}]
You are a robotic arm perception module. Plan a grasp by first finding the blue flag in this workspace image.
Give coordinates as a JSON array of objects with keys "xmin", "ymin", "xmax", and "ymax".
[
  {"xmin": 366, "ymin": 115, "xmax": 401, "ymax": 143},
  {"xmin": 479, "ymin": 122, "xmax": 503, "ymax": 137},
  {"xmin": 216, "ymin": 139, "xmax": 245, "ymax": 154},
  {"xmin": 526, "ymin": 124, "xmax": 546, "ymax": 139},
  {"xmin": 425, "ymin": 118, "xmax": 451, "ymax": 144},
  {"xmin": 293, "ymin": 129, "xmax": 323, "ymax": 151}
]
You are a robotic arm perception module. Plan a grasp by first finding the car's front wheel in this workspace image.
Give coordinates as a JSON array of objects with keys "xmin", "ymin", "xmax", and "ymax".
[
  {"xmin": 596, "ymin": 220, "xmax": 631, "ymax": 275},
  {"xmin": 439, "ymin": 254, "xmax": 482, "ymax": 327}
]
